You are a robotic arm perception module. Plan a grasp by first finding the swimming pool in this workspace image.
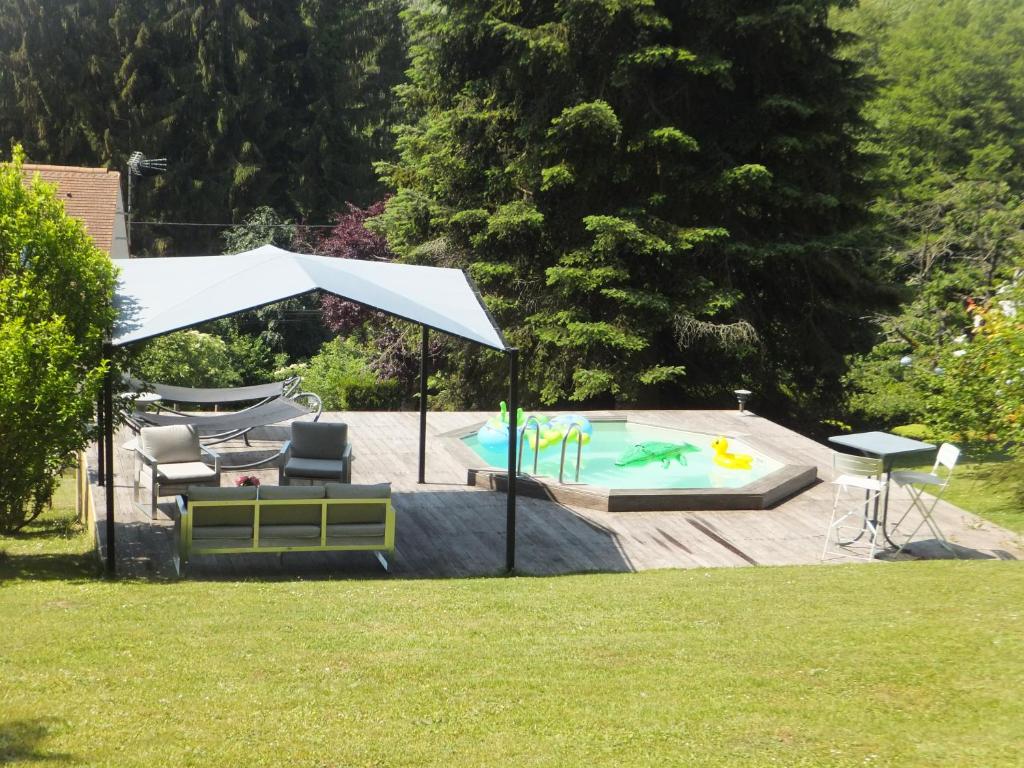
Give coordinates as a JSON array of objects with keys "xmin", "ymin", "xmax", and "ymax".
[
  {"xmin": 462, "ymin": 420, "xmax": 783, "ymax": 490},
  {"xmin": 451, "ymin": 415, "xmax": 817, "ymax": 512}
]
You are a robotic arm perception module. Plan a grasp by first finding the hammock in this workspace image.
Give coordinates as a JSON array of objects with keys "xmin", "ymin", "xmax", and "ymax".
[{"xmin": 128, "ymin": 377, "xmax": 322, "ymax": 469}]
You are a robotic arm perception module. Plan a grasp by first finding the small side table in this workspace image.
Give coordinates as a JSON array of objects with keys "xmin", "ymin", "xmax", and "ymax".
[{"xmin": 828, "ymin": 431, "xmax": 937, "ymax": 548}]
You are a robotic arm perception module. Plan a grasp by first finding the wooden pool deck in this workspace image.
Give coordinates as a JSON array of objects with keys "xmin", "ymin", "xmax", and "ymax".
[{"xmin": 89, "ymin": 410, "xmax": 1023, "ymax": 579}]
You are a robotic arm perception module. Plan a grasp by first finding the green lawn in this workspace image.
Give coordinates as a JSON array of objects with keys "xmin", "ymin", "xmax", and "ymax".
[
  {"xmin": 1, "ymin": 496, "xmax": 1022, "ymax": 767},
  {"xmin": 942, "ymin": 456, "xmax": 1024, "ymax": 534}
]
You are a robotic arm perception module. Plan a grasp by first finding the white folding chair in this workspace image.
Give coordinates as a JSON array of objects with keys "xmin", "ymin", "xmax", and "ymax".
[
  {"xmin": 888, "ymin": 443, "xmax": 960, "ymax": 554},
  {"xmin": 822, "ymin": 452, "xmax": 885, "ymax": 561}
]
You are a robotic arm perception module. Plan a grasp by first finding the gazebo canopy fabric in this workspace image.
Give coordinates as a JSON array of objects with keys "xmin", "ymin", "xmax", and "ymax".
[{"xmin": 112, "ymin": 244, "xmax": 506, "ymax": 350}]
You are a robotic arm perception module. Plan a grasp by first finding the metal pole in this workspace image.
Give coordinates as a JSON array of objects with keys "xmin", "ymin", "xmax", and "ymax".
[
  {"xmin": 103, "ymin": 349, "xmax": 116, "ymax": 575},
  {"xmin": 96, "ymin": 389, "xmax": 105, "ymax": 486},
  {"xmin": 418, "ymin": 326, "xmax": 429, "ymax": 484},
  {"xmin": 506, "ymin": 348, "xmax": 518, "ymax": 573}
]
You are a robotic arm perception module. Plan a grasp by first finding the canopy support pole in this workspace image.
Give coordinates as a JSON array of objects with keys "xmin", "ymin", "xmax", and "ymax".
[
  {"xmin": 418, "ymin": 326, "xmax": 429, "ymax": 484},
  {"xmin": 96, "ymin": 389, "xmax": 105, "ymax": 486},
  {"xmin": 506, "ymin": 348, "xmax": 518, "ymax": 573},
  {"xmin": 102, "ymin": 346, "xmax": 116, "ymax": 575}
]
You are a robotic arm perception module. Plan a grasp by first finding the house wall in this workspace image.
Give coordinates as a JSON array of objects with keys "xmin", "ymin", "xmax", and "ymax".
[{"xmin": 111, "ymin": 188, "xmax": 129, "ymax": 259}]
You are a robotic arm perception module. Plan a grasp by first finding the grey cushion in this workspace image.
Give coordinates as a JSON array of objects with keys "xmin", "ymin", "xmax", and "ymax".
[
  {"xmin": 326, "ymin": 523, "xmax": 386, "ymax": 538},
  {"xmin": 324, "ymin": 482, "xmax": 391, "ymax": 499},
  {"xmin": 291, "ymin": 421, "xmax": 348, "ymax": 460},
  {"xmin": 157, "ymin": 462, "xmax": 217, "ymax": 483},
  {"xmin": 259, "ymin": 524, "xmax": 321, "ymax": 539},
  {"xmin": 192, "ymin": 525, "xmax": 254, "ymax": 541},
  {"xmin": 257, "ymin": 484, "xmax": 324, "ymax": 525},
  {"xmin": 188, "ymin": 485, "xmax": 256, "ymax": 527},
  {"xmin": 283, "ymin": 457, "xmax": 346, "ymax": 479},
  {"xmin": 141, "ymin": 425, "xmax": 201, "ymax": 463},
  {"xmin": 258, "ymin": 485, "xmax": 325, "ymax": 500},
  {"xmin": 189, "ymin": 486, "xmax": 257, "ymax": 501}
]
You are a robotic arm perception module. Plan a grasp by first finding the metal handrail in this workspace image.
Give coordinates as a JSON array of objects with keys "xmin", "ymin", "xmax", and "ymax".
[
  {"xmin": 517, "ymin": 415, "xmax": 543, "ymax": 476},
  {"xmin": 558, "ymin": 423, "xmax": 585, "ymax": 484}
]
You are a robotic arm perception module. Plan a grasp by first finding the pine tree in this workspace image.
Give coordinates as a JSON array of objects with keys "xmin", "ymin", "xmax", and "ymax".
[{"xmin": 377, "ymin": 0, "xmax": 877, "ymax": 414}]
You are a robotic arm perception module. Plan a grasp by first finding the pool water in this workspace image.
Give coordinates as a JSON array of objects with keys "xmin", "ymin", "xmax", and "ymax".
[{"xmin": 462, "ymin": 420, "xmax": 783, "ymax": 490}]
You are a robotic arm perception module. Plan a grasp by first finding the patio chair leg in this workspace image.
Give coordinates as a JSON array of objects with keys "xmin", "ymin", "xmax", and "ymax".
[{"xmin": 375, "ymin": 551, "xmax": 390, "ymax": 572}]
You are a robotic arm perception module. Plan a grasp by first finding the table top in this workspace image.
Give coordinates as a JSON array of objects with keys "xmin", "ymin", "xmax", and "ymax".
[{"xmin": 828, "ymin": 431, "xmax": 935, "ymax": 459}]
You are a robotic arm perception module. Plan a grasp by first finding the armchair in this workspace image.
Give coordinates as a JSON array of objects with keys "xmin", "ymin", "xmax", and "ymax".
[
  {"xmin": 134, "ymin": 424, "xmax": 221, "ymax": 518},
  {"xmin": 278, "ymin": 421, "xmax": 353, "ymax": 485}
]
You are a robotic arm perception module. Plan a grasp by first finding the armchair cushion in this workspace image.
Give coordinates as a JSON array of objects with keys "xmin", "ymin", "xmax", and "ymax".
[
  {"xmin": 291, "ymin": 421, "xmax": 348, "ymax": 460},
  {"xmin": 141, "ymin": 424, "xmax": 202, "ymax": 464},
  {"xmin": 283, "ymin": 457, "xmax": 347, "ymax": 479},
  {"xmin": 157, "ymin": 461, "xmax": 218, "ymax": 483}
]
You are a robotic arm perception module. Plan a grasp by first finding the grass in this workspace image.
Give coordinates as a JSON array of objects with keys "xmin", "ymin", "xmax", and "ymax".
[
  {"xmin": 0, "ymin": 476, "xmax": 97, "ymax": 582},
  {"xmin": 941, "ymin": 455, "xmax": 1024, "ymax": 534},
  {"xmin": 1, "ymin": 490, "xmax": 1022, "ymax": 766}
]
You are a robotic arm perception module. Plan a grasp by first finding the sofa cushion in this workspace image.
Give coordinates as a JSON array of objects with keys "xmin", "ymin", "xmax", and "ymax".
[
  {"xmin": 187, "ymin": 485, "xmax": 256, "ymax": 527},
  {"xmin": 283, "ymin": 457, "xmax": 346, "ymax": 479},
  {"xmin": 325, "ymin": 484, "xmax": 390, "ymax": 525},
  {"xmin": 257, "ymin": 484, "xmax": 324, "ymax": 525},
  {"xmin": 324, "ymin": 482, "xmax": 391, "ymax": 499},
  {"xmin": 326, "ymin": 523, "xmax": 386, "ymax": 538},
  {"xmin": 189, "ymin": 486, "xmax": 257, "ymax": 501},
  {"xmin": 157, "ymin": 461, "xmax": 217, "ymax": 484},
  {"xmin": 259, "ymin": 485, "xmax": 326, "ymax": 501},
  {"xmin": 259, "ymin": 524, "xmax": 321, "ymax": 539},
  {"xmin": 192, "ymin": 525, "xmax": 254, "ymax": 541},
  {"xmin": 141, "ymin": 424, "xmax": 202, "ymax": 464},
  {"xmin": 291, "ymin": 421, "xmax": 348, "ymax": 460}
]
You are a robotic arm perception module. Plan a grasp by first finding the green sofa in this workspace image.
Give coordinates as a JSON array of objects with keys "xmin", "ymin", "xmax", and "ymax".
[{"xmin": 175, "ymin": 482, "xmax": 394, "ymax": 575}]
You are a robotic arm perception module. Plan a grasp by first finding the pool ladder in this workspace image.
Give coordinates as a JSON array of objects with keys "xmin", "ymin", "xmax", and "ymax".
[
  {"xmin": 516, "ymin": 416, "xmax": 584, "ymax": 483},
  {"xmin": 558, "ymin": 423, "xmax": 585, "ymax": 484},
  {"xmin": 517, "ymin": 415, "xmax": 543, "ymax": 476}
]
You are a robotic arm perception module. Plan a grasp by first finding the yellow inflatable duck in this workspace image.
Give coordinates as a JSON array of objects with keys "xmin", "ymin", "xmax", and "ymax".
[{"xmin": 710, "ymin": 437, "xmax": 753, "ymax": 470}]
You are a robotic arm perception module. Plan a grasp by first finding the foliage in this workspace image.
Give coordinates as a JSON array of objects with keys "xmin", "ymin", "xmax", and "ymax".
[
  {"xmin": 131, "ymin": 330, "xmax": 241, "ymax": 390},
  {"xmin": 0, "ymin": 0, "xmax": 406, "ymax": 254},
  {"xmin": 221, "ymin": 206, "xmax": 330, "ymax": 361},
  {"xmin": 298, "ymin": 337, "xmax": 402, "ymax": 411},
  {"xmin": 0, "ymin": 147, "xmax": 116, "ymax": 532},
  {"xmin": 839, "ymin": 0, "xmax": 1024, "ymax": 439},
  {"xmin": 926, "ymin": 288, "xmax": 1024, "ymax": 455},
  {"xmin": 317, "ymin": 200, "xmax": 394, "ymax": 335},
  {"xmin": 2, "ymin": 560, "xmax": 1024, "ymax": 764},
  {"xmin": 377, "ymin": 0, "xmax": 878, "ymax": 416}
]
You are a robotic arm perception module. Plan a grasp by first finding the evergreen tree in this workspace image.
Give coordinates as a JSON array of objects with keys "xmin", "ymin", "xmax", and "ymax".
[
  {"xmin": 377, "ymin": 0, "xmax": 877, "ymax": 416},
  {"xmin": 0, "ymin": 0, "xmax": 406, "ymax": 255}
]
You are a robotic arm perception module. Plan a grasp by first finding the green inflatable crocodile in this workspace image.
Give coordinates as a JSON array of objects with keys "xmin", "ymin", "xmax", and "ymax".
[{"xmin": 615, "ymin": 441, "xmax": 701, "ymax": 468}]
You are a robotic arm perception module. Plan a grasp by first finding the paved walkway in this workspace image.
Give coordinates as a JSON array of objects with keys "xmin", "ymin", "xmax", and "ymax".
[{"xmin": 89, "ymin": 410, "xmax": 1023, "ymax": 579}]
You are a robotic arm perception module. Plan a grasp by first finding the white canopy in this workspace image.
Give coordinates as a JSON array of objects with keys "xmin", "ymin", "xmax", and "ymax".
[{"xmin": 111, "ymin": 245, "xmax": 506, "ymax": 350}]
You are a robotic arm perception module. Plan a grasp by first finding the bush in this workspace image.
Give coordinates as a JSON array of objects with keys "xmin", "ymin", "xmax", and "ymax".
[
  {"xmin": 0, "ymin": 147, "xmax": 117, "ymax": 532},
  {"xmin": 131, "ymin": 330, "xmax": 242, "ymax": 390},
  {"xmin": 300, "ymin": 337, "xmax": 402, "ymax": 411}
]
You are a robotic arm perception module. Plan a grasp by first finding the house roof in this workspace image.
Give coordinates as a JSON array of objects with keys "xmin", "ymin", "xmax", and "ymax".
[
  {"xmin": 113, "ymin": 245, "xmax": 508, "ymax": 350},
  {"xmin": 20, "ymin": 163, "xmax": 122, "ymax": 255}
]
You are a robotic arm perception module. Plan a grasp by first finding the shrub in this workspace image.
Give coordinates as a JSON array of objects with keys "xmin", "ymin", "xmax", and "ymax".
[
  {"xmin": 131, "ymin": 330, "xmax": 241, "ymax": 390},
  {"xmin": 0, "ymin": 147, "xmax": 117, "ymax": 532},
  {"xmin": 300, "ymin": 337, "xmax": 402, "ymax": 411}
]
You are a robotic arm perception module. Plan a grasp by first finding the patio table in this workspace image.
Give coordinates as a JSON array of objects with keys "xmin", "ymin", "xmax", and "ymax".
[{"xmin": 827, "ymin": 431, "xmax": 937, "ymax": 549}]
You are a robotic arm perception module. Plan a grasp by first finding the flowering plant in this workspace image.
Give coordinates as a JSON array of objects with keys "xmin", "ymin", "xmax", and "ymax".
[{"xmin": 234, "ymin": 475, "xmax": 261, "ymax": 487}]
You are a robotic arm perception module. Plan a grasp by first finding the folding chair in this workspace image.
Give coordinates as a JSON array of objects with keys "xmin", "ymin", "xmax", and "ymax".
[
  {"xmin": 888, "ymin": 443, "xmax": 960, "ymax": 554},
  {"xmin": 822, "ymin": 452, "xmax": 885, "ymax": 561}
]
